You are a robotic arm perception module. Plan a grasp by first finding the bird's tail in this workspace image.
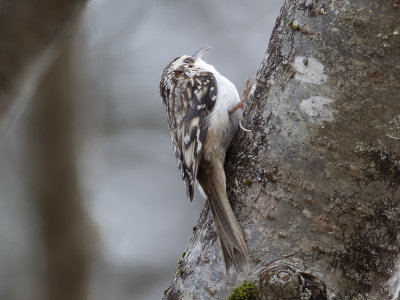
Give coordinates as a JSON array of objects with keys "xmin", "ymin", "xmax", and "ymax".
[{"xmin": 197, "ymin": 162, "xmax": 248, "ymax": 270}]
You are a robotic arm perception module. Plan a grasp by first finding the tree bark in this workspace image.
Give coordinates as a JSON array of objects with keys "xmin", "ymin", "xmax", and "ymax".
[{"xmin": 164, "ymin": 0, "xmax": 400, "ymax": 299}]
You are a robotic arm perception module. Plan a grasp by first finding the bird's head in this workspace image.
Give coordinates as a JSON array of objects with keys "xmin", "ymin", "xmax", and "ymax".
[{"xmin": 166, "ymin": 45, "xmax": 213, "ymax": 73}]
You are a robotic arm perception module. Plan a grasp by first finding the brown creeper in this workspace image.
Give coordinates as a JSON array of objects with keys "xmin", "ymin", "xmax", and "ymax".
[{"xmin": 160, "ymin": 45, "xmax": 248, "ymax": 269}]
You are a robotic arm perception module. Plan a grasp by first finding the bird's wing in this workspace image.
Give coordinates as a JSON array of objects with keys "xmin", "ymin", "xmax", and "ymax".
[{"xmin": 166, "ymin": 71, "xmax": 217, "ymax": 201}]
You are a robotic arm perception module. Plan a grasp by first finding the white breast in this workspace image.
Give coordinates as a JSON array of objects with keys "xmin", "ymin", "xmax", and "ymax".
[{"xmin": 196, "ymin": 59, "xmax": 241, "ymax": 162}]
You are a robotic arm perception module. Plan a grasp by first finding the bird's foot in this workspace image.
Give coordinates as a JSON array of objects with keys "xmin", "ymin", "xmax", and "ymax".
[{"xmin": 229, "ymin": 75, "xmax": 256, "ymax": 132}]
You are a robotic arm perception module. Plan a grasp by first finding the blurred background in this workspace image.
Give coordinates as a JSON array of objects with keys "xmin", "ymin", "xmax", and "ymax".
[{"xmin": 0, "ymin": 0, "xmax": 283, "ymax": 299}]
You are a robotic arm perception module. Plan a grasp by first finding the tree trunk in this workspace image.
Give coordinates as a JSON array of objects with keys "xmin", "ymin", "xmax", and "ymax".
[
  {"xmin": 164, "ymin": 0, "xmax": 400, "ymax": 299},
  {"xmin": 28, "ymin": 24, "xmax": 92, "ymax": 300},
  {"xmin": 0, "ymin": 2, "xmax": 89, "ymax": 299}
]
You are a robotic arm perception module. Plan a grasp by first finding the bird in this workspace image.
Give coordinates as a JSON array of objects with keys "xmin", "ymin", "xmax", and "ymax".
[{"xmin": 160, "ymin": 45, "xmax": 249, "ymax": 269}]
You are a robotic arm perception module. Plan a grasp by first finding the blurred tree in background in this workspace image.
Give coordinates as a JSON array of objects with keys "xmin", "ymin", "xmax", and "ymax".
[
  {"xmin": 0, "ymin": 2, "xmax": 89, "ymax": 300},
  {"xmin": 0, "ymin": 0, "xmax": 89, "ymax": 299},
  {"xmin": 29, "ymin": 33, "xmax": 92, "ymax": 300}
]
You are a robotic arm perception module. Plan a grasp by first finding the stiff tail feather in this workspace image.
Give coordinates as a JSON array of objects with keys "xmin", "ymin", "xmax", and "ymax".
[{"xmin": 197, "ymin": 164, "xmax": 248, "ymax": 269}]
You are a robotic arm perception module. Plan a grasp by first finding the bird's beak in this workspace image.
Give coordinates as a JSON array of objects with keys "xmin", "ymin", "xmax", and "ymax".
[{"xmin": 192, "ymin": 45, "xmax": 212, "ymax": 61}]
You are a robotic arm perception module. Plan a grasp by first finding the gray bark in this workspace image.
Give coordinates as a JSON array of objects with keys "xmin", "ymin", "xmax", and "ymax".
[{"xmin": 164, "ymin": 0, "xmax": 400, "ymax": 299}]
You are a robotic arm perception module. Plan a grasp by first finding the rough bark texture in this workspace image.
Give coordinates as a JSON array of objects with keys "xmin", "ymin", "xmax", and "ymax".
[{"xmin": 164, "ymin": 0, "xmax": 400, "ymax": 299}]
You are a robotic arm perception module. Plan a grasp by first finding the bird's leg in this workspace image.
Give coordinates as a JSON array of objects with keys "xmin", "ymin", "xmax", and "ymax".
[
  {"xmin": 229, "ymin": 76, "xmax": 254, "ymax": 116},
  {"xmin": 229, "ymin": 76, "xmax": 256, "ymax": 132}
]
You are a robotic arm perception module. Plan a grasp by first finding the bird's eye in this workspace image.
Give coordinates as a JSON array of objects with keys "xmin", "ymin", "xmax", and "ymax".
[{"xmin": 183, "ymin": 59, "xmax": 190, "ymax": 63}]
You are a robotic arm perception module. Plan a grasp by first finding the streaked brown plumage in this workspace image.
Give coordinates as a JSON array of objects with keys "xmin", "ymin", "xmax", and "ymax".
[{"xmin": 160, "ymin": 46, "xmax": 248, "ymax": 269}]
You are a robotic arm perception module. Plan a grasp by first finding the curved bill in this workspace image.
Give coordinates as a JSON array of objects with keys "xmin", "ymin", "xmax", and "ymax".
[{"xmin": 192, "ymin": 45, "xmax": 213, "ymax": 61}]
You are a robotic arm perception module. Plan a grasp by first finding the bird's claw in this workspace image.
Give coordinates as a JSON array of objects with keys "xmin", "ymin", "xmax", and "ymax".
[
  {"xmin": 230, "ymin": 75, "xmax": 256, "ymax": 132},
  {"xmin": 239, "ymin": 120, "xmax": 251, "ymax": 132}
]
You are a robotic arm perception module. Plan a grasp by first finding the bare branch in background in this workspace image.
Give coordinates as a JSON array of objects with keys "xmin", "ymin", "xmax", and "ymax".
[{"xmin": 0, "ymin": 0, "xmax": 87, "ymax": 141}]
